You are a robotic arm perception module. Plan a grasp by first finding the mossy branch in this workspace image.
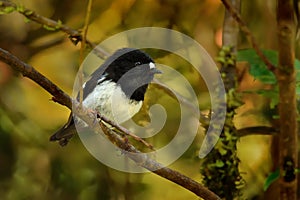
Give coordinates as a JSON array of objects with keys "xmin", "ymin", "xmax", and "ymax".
[{"xmin": 0, "ymin": 0, "xmax": 109, "ymax": 59}]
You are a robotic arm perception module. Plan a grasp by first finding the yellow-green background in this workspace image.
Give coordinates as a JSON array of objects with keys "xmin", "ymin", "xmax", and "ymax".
[{"xmin": 0, "ymin": 0, "xmax": 284, "ymax": 199}]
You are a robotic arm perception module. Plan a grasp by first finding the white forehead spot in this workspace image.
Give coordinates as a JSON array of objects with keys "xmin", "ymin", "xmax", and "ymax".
[{"xmin": 149, "ymin": 62, "xmax": 156, "ymax": 69}]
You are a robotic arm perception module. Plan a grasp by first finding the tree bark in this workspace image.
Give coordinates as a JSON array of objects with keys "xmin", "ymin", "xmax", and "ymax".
[{"xmin": 276, "ymin": 0, "xmax": 298, "ymax": 199}]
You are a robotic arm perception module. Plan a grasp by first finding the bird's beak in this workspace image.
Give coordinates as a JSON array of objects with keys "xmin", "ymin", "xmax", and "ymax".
[{"xmin": 151, "ymin": 68, "xmax": 162, "ymax": 74}]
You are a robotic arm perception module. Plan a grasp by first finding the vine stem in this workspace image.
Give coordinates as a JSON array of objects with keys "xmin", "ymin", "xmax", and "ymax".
[{"xmin": 221, "ymin": 0, "xmax": 276, "ymax": 72}]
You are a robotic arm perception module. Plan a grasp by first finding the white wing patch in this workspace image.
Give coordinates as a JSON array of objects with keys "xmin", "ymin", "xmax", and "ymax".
[{"xmin": 97, "ymin": 73, "xmax": 107, "ymax": 84}]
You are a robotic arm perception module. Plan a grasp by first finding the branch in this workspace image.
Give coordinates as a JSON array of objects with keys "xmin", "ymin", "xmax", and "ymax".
[
  {"xmin": 220, "ymin": 0, "xmax": 276, "ymax": 72},
  {"xmin": 221, "ymin": 0, "xmax": 240, "ymax": 90},
  {"xmin": 0, "ymin": 47, "xmax": 221, "ymax": 200},
  {"xmin": 222, "ymin": 0, "xmax": 240, "ymax": 50},
  {"xmin": 0, "ymin": 0, "xmax": 214, "ymax": 128},
  {"xmin": 74, "ymin": 100, "xmax": 221, "ymax": 200},
  {"xmin": 236, "ymin": 126, "xmax": 277, "ymax": 137},
  {"xmin": 276, "ymin": 0, "xmax": 298, "ymax": 198},
  {"xmin": 0, "ymin": 0, "xmax": 110, "ymax": 59},
  {"xmin": 0, "ymin": 47, "xmax": 72, "ymax": 109}
]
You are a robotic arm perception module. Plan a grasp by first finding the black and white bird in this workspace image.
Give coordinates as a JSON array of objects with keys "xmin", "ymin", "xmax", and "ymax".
[{"xmin": 50, "ymin": 48, "xmax": 161, "ymax": 146}]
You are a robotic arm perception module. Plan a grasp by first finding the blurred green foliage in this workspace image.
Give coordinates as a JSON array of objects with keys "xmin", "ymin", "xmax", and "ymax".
[
  {"xmin": 238, "ymin": 49, "xmax": 300, "ymax": 110},
  {"xmin": 0, "ymin": 0, "xmax": 282, "ymax": 199}
]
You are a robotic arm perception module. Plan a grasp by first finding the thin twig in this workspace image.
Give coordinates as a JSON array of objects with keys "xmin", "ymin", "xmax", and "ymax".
[
  {"xmin": 236, "ymin": 126, "xmax": 277, "ymax": 137},
  {"xmin": 0, "ymin": 0, "xmax": 110, "ymax": 59},
  {"xmin": 221, "ymin": 0, "xmax": 276, "ymax": 72},
  {"xmin": 0, "ymin": 0, "xmax": 214, "ymax": 128},
  {"xmin": 0, "ymin": 47, "xmax": 220, "ymax": 200}
]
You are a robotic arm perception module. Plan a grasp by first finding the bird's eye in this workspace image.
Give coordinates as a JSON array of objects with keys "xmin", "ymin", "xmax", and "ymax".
[{"xmin": 135, "ymin": 61, "xmax": 141, "ymax": 66}]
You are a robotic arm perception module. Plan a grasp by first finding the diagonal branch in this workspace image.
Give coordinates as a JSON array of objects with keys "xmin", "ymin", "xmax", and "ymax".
[
  {"xmin": 221, "ymin": 0, "xmax": 276, "ymax": 72},
  {"xmin": 74, "ymin": 100, "xmax": 221, "ymax": 200},
  {"xmin": 0, "ymin": 47, "xmax": 153, "ymax": 149},
  {"xmin": 0, "ymin": 0, "xmax": 214, "ymax": 128},
  {"xmin": 0, "ymin": 47, "xmax": 221, "ymax": 200},
  {"xmin": 0, "ymin": 47, "xmax": 72, "ymax": 108}
]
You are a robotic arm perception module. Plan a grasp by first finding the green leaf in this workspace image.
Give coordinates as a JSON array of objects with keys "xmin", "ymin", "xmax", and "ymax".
[
  {"xmin": 237, "ymin": 49, "xmax": 300, "ymax": 85},
  {"xmin": 0, "ymin": 6, "xmax": 15, "ymax": 14},
  {"xmin": 218, "ymin": 148, "xmax": 227, "ymax": 156},
  {"xmin": 237, "ymin": 49, "xmax": 277, "ymax": 84},
  {"xmin": 238, "ymin": 48, "xmax": 300, "ymax": 110},
  {"xmin": 24, "ymin": 17, "xmax": 31, "ymax": 23},
  {"xmin": 16, "ymin": 5, "xmax": 25, "ymax": 12},
  {"xmin": 255, "ymin": 89, "xmax": 279, "ymax": 109},
  {"xmin": 24, "ymin": 9, "xmax": 33, "ymax": 15},
  {"xmin": 215, "ymin": 160, "xmax": 224, "ymax": 168},
  {"xmin": 263, "ymin": 169, "xmax": 280, "ymax": 191},
  {"xmin": 42, "ymin": 24, "xmax": 56, "ymax": 31},
  {"xmin": 56, "ymin": 19, "xmax": 63, "ymax": 29},
  {"xmin": 296, "ymin": 60, "xmax": 300, "ymax": 96}
]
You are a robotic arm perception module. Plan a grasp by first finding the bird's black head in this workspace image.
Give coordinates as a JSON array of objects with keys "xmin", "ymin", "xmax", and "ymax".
[{"xmin": 86, "ymin": 48, "xmax": 161, "ymax": 101}]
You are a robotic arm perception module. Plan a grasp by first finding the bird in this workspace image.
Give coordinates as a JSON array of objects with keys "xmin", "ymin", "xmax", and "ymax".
[{"xmin": 50, "ymin": 48, "xmax": 161, "ymax": 146}]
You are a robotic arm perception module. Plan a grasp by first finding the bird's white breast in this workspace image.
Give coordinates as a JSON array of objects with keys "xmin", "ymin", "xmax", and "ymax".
[{"xmin": 83, "ymin": 80, "xmax": 142, "ymax": 124}]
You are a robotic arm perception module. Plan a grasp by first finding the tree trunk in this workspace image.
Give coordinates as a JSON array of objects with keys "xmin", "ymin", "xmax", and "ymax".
[{"xmin": 276, "ymin": 0, "xmax": 298, "ymax": 199}]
